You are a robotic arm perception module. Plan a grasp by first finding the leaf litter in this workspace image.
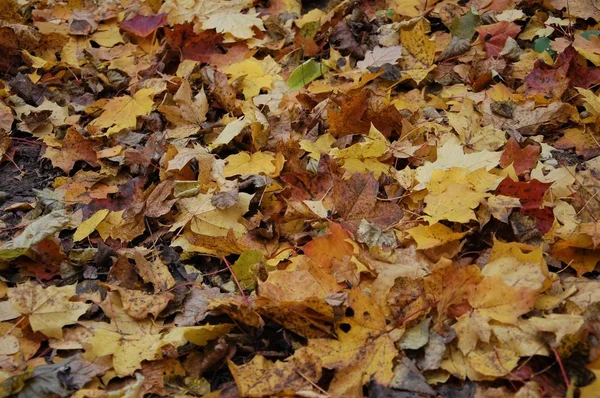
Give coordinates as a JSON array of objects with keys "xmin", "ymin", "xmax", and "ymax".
[{"xmin": 0, "ymin": 0, "xmax": 600, "ymax": 396}]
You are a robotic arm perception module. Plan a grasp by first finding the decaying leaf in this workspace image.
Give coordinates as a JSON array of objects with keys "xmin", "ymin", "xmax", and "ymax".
[
  {"xmin": 2, "ymin": 0, "xmax": 600, "ymax": 395},
  {"xmin": 8, "ymin": 282, "xmax": 91, "ymax": 339}
]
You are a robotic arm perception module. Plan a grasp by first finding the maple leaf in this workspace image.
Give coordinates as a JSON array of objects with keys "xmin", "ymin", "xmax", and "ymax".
[
  {"xmin": 407, "ymin": 223, "xmax": 469, "ymax": 250},
  {"xmin": 495, "ymin": 178, "xmax": 551, "ymax": 209},
  {"xmin": 133, "ymin": 250, "xmax": 176, "ymax": 292},
  {"xmin": 469, "ymin": 276, "xmax": 537, "ymax": 324},
  {"xmin": 415, "ymin": 135, "xmax": 502, "ymax": 190},
  {"xmin": 446, "ymin": 98, "xmax": 506, "ymax": 151},
  {"xmin": 229, "ymin": 350, "xmax": 322, "ymax": 396},
  {"xmin": 424, "ymin": 182, "xmax": 487, "ymax": 224},
  {"xmin": 120, "ymin": 13, "xmax": 168, "ymax": 37},
  {"xmin": 7, "ymin": 282, "xmax": 91, "ymax": 339},
  {"xmin": 223, "ymin": 56, "xmax": 282, "ymax": 99},
  {"xmin": 158, "ymin": 80, "xmax": 208, "ymax": 139},
  {"xmin": 202, "ymin": 9, "xmax": 264, "ymax": 40},
  {"xmin": 223, "ymin": 151, "xmax": 285, "ymax": 177},
  {"xmin": 475, "ymin": 22, "xmax": 521, "ymax": 57},
  {"xmin": 304, "ymin": 289, "xmax": 396, "ymax": 396},
  {"xmin": 170, "ymin": 192, "xmax": 253, "ymax": 237},
  {"xmin": 258, "ymin": 255, "xmax": 341, "ymax": 303},
  {"xmin": 499, "ymin": 137, "xmax": 541, "ymax": 175},
  {"xmin": 555, "ymin": 128, "xmax": 600, "ymax": 159},
  {"xmin": 106, "ymin": 285, "xmax": 174, "ymax": 320},
  {"xmin": 330, "ymin": 172, "xmax": 403, "ymax": 234},
  {"xmin": 255, "ymin": 296, "xmax": 335, "ymax": 338},
  {"xmin": 89, "ymin": 88, "xmax": 155, "ymax": 134},
  {"xmin": 73, "ymin": 209, "xmax": 109, "ymax": 242},
  {"xmin": 303, "ymin": 222, "xmax": 353, "ymax": 272},
  {"xmin": 90, "ymin": 324, "xmax": 232, "ymax": 376},
  {"xmin": 357, "ymin": 45, "xmax": 402, "ymax": 69},
  {"xmin": 165, "ymin": 25, "xmax": 250, "ymax": 67}
]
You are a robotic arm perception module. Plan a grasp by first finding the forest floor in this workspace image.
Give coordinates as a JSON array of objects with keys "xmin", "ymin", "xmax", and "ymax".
[{"xmin": 1, "ymin": 0, "xmax": 600, "ymax": 397}]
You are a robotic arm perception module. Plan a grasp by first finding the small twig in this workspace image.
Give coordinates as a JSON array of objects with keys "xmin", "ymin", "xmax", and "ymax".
[
  {"xmin": 296, "ymin": 369, "xmax": 329, "ymax": 396},
  {"xmin": 552, "ymin": 347, "xmax": 570, "ymax": 389}
]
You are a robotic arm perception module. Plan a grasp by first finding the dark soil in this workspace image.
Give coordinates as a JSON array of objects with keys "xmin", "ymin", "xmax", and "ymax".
[{"xmin": 0, "ymin": 140, "xmax": 63, "ymax": 240}]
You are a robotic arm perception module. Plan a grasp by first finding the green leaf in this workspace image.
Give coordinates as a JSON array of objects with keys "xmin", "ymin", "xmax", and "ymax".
[
  {"xmin": 0, "ymin": 210, "xmax": 70, "ymax": 261},
  {"xmin": 232, "ymin": 250, "xmax": 264, "ymax": 290},
  {"xmin": 450, "ymin": 11, "xmax": 481, "ymax": 40},
  {"xmin": 579, "ymin": 30, "xmax": 600, "ymax": 40},
  {"xmin": 287, "ymin": 59, "xmax": 327, "ymax": 90},
  {"xmin": 533, "ymin": 37, "xmax": 555, "ymax": 55}
]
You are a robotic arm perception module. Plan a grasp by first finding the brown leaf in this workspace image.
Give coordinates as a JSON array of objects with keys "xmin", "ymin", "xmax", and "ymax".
[
  {"xmin": 145, "ymin": 180, "xmax": 177, "ymax": 218},
  {"xmin": 332, "ymin": 173, "xmax": 403, "ymax": 234}
]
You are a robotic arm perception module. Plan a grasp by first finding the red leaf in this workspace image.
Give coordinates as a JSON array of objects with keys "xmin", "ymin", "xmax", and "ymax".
[
  {"xmin": 499, "ymin": 137, "xmax": 541, "ymax": 175},
  {"xmin": 120, "ymin": 14, "xmax": 167, "ymax": 38},
  {"xmin": 495, "ymin": 178, "xmax": 552, "ymax": 210},
  {"xmin": 165, "ymin": 25, "xmax": 251, "ymax": 68},
  {"xmin": 523, "ymin": 59, "xmax": 570, "ymax": 102},
  {"xmin": 523, "ymin": 46, "xmax": 600, "ymax": 101},
  {"xmin": 521, "ymin": 207, "xmax": 554, "ymax": 235},
  {"xmin": 475, "ymin": 22, "xmax": 520, "ymax": 58}
]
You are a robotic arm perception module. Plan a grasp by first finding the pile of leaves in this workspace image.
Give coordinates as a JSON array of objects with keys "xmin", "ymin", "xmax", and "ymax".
[{"xmin": 2, "ymin": 0, "xmax": 600, "ymax": 396}]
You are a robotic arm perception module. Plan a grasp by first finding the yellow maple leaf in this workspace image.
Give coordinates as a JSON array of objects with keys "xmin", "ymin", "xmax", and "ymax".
[
  {"xmin": 330, "ymin": 124, "xmax": 392, "ymax": 177},
  {"xmin": 469, "ymin": 276, "xmax": 537, "ymax": 324},
  {"xmin": 90, "ymin": 88, "xmax": 155, "ymax": 134},
  {"xmin": 228, "ymin": 350, "xmax": 322, "ymax": 396},
  {"xmin": 304, "ymin": 289, "xmax": 395, "ymax": 396},
  {"xmin": 406, "ymin": 223, "xmax": 468, "ymax": 250},
  {"xmin": 258, "ymin": 255, "xmax": 341, "ymax": 302},
  {"xmin": 90, "ymin": 324, "xmax": 232, "ymax": 376},
  {"xmin": 300, "ymin": 133, "xmax": 336, "ymax": 160},
  {"xmin": 399, "ymin": 19, "xmax": 436, "ymax": 83},
  {"xmin": 415, "ymin": 134, "xmax": 502, "ymax": 190},
  {"xmin": 447, "ymin": 98, "xmax": 506, "ymax": 151},
  {"xmin": 468, "ymin": 347, "xmax": 520, "ymax": 377},
  {"xmin": 491, "ymin": 322, "xmax": 549, "ymax": 357},
  {"xmin": 223, "ymin": 151, "xmax": 285, "ymax": 177},
  {"xmin": 223, "ymin": 56, "xmax": 282, "ymax": 99},
  {"xmin": 170, "ymin": 192, "xmax": 252, "ymax": 237},
  {"xmin": 133, "ymin": 251, "xmax": 176, "ymax": 292},
  {"xmin": 454, "ymin": 311, "xmax": 492, "ymax": 354},
  {"xmin": 7, "ymin": 282, "xmax": 91, "ymax": 339},
  {"xmin": 89, "ymin": 23, "xmax": 124, "ymax": 47},
  {"xmin": 95, "ymin": 210, "xmax": 146, "ymax": 241},
  {"xmin": 423, "ymin": 182, "xmax": 487, "ymax": 224},
  {"xmin": 387, "ymin": 0, "xmax": 424, "ymax": 17},
  {"xmin": 482, "ymin": 240, "xmax": 551, "ymax": 292},
  {"xmin": 107, "ymin": 285, "xmax": 174, "ymax": 320}
]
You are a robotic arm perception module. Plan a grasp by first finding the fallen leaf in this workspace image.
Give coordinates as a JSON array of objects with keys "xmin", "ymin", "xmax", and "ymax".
[
  {"xmin": 357, "ymin": 45, "xmax": 403, "ymax": 69},
  {"xmin": 229, "ymin": 349, "xmax": 322, "ymax": 396},
  {"xmin": 89, "ymin": 88, "xmax": 155, "ymax": 135},
  {"xmin": 8, "ymin": 282, "xmax": 91, "ymax": 339},
  {"xmin": 120, "ymin": 14, "xmax": 168, "ymax": 37}
]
